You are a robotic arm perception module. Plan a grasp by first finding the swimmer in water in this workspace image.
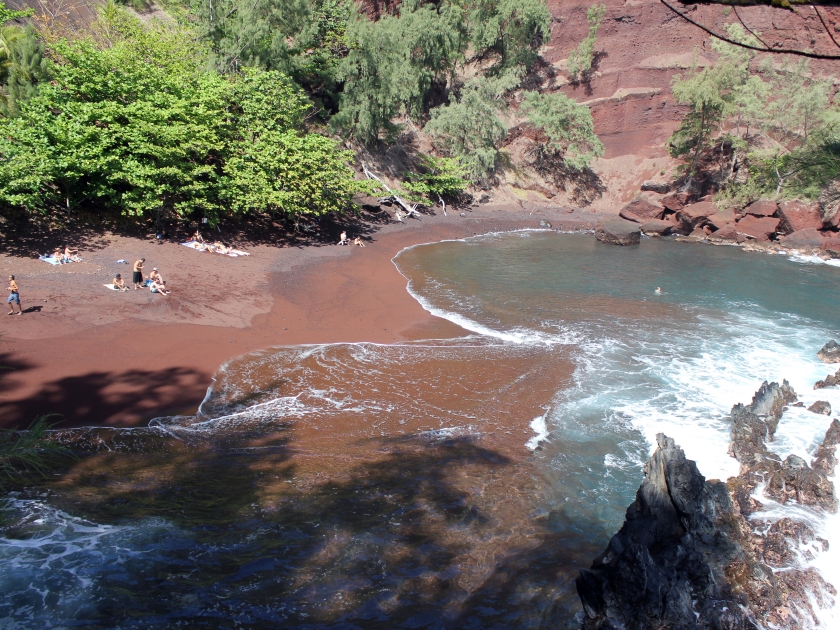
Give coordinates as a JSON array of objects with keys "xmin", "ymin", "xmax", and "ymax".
[{"xmin": 655, "ymin": 287, "xmax": 662, "ymax": 294}]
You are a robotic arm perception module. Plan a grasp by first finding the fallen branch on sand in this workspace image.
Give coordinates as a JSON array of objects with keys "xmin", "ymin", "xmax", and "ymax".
[{"xmin": 361, "ymin": 162, "xmax": 420, "ymax": 222}]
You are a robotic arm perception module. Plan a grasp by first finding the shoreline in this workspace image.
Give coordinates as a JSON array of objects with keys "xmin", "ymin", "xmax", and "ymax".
[{"xmin": 0, "ymin": 206, "xmax": 596, "ymax": 429}]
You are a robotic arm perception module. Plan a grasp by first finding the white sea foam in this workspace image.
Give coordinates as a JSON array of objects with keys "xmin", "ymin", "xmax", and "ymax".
[{"xmin": 525, "ymin": 414, "xmax": 549, "ymax": 450}]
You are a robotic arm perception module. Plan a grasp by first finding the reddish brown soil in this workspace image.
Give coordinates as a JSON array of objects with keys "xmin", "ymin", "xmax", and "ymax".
[{"xmin": 0, "ymin": 206, "xmax": 596, "ymax": 429}]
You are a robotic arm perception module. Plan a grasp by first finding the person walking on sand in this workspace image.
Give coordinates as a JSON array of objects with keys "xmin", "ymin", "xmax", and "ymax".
[
  {"xmin": 7, "ymin": 275, "xmax": 21, "ymax": 315},
  {"xmin": 133, "ymin": 258, "xmax": 145, "ymax": 290}
]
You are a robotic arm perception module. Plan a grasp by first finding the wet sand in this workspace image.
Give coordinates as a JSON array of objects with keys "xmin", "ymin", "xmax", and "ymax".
[{"xmin": 0, "ymin": 206, "xmax": 596, "ymax": 429}]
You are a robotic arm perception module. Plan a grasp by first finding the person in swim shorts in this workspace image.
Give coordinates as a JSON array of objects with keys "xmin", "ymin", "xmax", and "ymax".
[
  {"xmin": 113, "ymin": 273, "xmax": 128, "ymax": 291},
  {"xmin": 133, "ymin": 258, "xmax": 145, "ymax": 290},
  {"xmin": 7, "ymin": 275, "xmax": 21, "ymax": 315}
]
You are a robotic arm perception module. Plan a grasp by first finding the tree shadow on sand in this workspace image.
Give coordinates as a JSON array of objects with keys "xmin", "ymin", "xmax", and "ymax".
[
  {"xmin": 12, "ymin": 431, "xmax": 601, "ymax": 628},
  {"xmin": 0, "ymin": 366, "xmax": 208, "ymax": 429}
]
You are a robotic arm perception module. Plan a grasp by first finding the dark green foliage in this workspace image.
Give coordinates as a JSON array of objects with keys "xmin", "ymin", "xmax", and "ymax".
[
  {"xmin": 0, "ymin": 26, "xmax": 50, "ymax": 117},
  {"xmin": 198, "ymin": 0, "xmax": 551, "ymax": 142},
  {"xmin": 403, "ymin": 155, "xmax": 469, "ymax": 201},
  {"xmin": 0, "ymin": 10, "xmax": 363, "ymax": 224},
  {"xmin": 424, "ymin": 73, "xmax": 517, "ymax": 180},
  {"xmin": 520, "ymin": 90, "xmax": 603, "ymax": 169}
]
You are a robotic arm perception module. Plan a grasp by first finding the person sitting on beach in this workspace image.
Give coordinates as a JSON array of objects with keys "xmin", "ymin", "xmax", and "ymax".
[
  {"xmin": 113, "ymin": 273, "xmax": 128, "ymax": 291},
  {"xmin": 52, "ymin": 247, "xmax": 63, "ymax": 262},
  {"xmin": 64, "ymin": 246, "xmax": 81, "ymax": 262},
  {"xmin": 353, "ymin": 237, "xmax": 366, "ymax": 248},
  {"xmin": 339, "ymin": 231, "xmax": 347, "ymax": 246},
  {"xmin": 150, "ymin": 279, "xmax": 169, "ymax": 295},
  {"xmin": 149, "ymin": 268, "xmax": 163, "ymax": 285},
  {"xmin": 192, "ymin": 230, "xmax": 204, "ymax": 243},
  {"xmin": 133, "ymin": 258, "xmax": 145, "ymax": 290}
]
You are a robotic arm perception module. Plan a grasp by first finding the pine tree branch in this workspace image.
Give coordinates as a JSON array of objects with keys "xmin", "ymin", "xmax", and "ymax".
[{"xmin": 660, "ymin": 0, "xmax": 840, "ymax": 59}]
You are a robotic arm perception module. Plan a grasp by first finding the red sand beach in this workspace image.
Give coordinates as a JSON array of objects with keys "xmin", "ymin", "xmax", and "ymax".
[{"xmin": 0, "ymin": 206, "xmax": 596, "ymax": 429}]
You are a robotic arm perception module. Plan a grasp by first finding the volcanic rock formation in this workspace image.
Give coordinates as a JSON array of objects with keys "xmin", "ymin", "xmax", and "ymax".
[{"xmin": 577, "ymin": 378, "xmax": 838, "ymax": 629}]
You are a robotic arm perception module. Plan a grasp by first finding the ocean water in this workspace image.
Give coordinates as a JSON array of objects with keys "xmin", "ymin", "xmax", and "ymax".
[{"xmin": 2, "ymin": 232, "xmax": 839, "ymax": 628}]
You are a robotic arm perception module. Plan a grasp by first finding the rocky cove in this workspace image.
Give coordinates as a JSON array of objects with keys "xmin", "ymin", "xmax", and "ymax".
[
  {"xmin": 576, "ymin": 353, "xmax": 840, "ymax": 629},
  {"xmin": 593, "ymin": 191, "xmax": 840, "ymax": 258}
]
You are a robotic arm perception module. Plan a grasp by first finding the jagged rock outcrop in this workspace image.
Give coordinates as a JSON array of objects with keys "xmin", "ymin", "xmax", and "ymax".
[
  {"xmin": 817, "ymin": 340, "xmax": 840, "ymax": 364},
  {"xmin": 578, "ymin": 377, "xmax": 838, "ymax": 630},
  {"xmin": 576, "ymin": 434, "xmax": 756, "ymax": 630},
  {"xmin": 808, "ymin": 400, "xmax": 831, "ymax": 415},
  {"xmin": 595, "ymin": 217, "xmax": 641, "ymax": 246},
  {"xmin": 814, "ymin": 367, "xmax": 840, "ymax": 389}
]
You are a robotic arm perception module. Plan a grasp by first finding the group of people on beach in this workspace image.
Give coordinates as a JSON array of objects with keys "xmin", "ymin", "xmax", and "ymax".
[
  {"xmin": 188, "ymin": 230, "xmax": 239, "ymax": 255},
  {"xmin": 113, "ymin": 258, "xmax": 169, "ymax": 295},
  {"xmin": 338, "ymin": 231, "xmax": 366, "ymax": 248},
  {"xmin": 51, "ymin": 246, "xmax": 82, "ymax": 264}
]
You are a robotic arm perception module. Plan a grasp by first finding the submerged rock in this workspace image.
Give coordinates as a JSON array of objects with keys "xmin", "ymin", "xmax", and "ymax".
[
  {"xmin": 595, "ymin": 217, "xmax": 641, "ymax": 246},
  {"xmin": 818, "ymin": 340, "xmax": 840, "ymax": 364}
]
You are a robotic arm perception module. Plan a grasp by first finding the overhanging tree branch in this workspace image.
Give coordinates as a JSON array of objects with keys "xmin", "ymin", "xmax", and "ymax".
[{"xmin": 660, "ymin": 0, "xmax": 840, "ymax": 59}]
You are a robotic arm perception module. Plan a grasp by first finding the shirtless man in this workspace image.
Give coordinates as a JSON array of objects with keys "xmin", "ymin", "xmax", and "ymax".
[
  {"xmin": 64, "ymin": 246, "xmax": 80, "ymax": 262},
  {"xmin": 133, "ymin": 258, "xmax": 145, "ymax": 290},
  {"xmin": 353, "ymin": 237, "xmax": 366, "ymax": 248},
  {"xmin": 7, "ymin": 275, "xmax": 21, "ymax": 315},
  {"xmin": 339, "ymin": 231, "xmax": 347, "ymax": 246},
  {"xmin": 148, "ymin": 268, "xmax": 163, "ymax": 284},
  {"xmin": 113, "ymin": 273, "xmax": 128, "ymax": 291}
]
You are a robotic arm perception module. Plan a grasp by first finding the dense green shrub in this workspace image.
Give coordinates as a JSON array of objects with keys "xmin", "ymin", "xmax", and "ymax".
[{"xmin": 0, "ymin": 12, "xmax": 363, "ymax": 224}]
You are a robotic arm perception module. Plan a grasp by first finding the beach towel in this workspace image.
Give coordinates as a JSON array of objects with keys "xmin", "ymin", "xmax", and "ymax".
[
  {"xmin": 103, "ymin": 284, "xmax": 124, "ymax": 291},
  {"xmin": 40, "ymin": 254, "xmax": 82, "ymax": 265},
  {"xmin": 180, "ymin": 241, "xmax": 251, "ymax": 257}
]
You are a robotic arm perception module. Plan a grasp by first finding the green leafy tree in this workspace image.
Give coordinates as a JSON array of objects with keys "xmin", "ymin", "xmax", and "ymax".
[
  {"xmin": 403, "ymin": 155, "xmax": 469, "ymax": 201},
  {"xmin": 669, "ymin": 25, "xmax": 758, "ymax": 181},
  {"xmin": 567, "ymin": 3, "xmax": 605, "ymax": 81},
  {"xmin": 0, "ymin": 10, "xmax": 362, "ymax": 224},
  {"xmin": 0, "ymin": 26, "xmax": 52, "ymax": 116},
  {"xmin": 466, "ymin": 0, "xmax": 551, "ymax": 73},
  {"xmin": 424, "ymin": 73, "xmax": 519, "ymax": 180},
  {"xmin": 331, "ymin": 0, "xmax": 468, "ymax": 142},
  {"xmin": 520, "ymin": 90, "xmax": 603, "ymax": 169}
]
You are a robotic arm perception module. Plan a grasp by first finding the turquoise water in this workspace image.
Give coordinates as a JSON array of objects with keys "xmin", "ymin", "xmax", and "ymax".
[{"xmin": 2, "ymin": 232, "xmax": 839, "ymax": 628}]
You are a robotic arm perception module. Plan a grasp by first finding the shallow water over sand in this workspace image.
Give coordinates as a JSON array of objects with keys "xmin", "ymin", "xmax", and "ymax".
[{"xmin": 2, "ymin": 232, "xmax": 840, "ymax": 628}]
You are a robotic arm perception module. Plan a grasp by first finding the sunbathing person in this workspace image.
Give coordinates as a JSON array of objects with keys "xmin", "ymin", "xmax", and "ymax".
[
  {"xmin": 113, "ymin": 273, "xmax": 128, "ymax": 291},
  {"xmin": 150, "ymin": 279, "xmax": 169, "ymax": 295},
  {"xmin": 353, "ymin": 237, "xmax": 366, "ymax": 248},
  {"xmin": 214, "ymin": 242, "xmax": 231, "ymax": 255},
  {"xmin": 64, "ymin": 246, "xmax": 81, "ymax": 262},
  {"xmin": 192, "ymin": 230, "xmax": 204, "ymax": 243},
  {"xmin": 52, "ymin": 247, "xmax": 64, "ymax": 262}
]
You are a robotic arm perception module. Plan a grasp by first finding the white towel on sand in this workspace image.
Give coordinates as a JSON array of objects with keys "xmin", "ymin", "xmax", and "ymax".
[{"xmin": 180, "ymin": 241, "xmax": 250, "ymax": 257}]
